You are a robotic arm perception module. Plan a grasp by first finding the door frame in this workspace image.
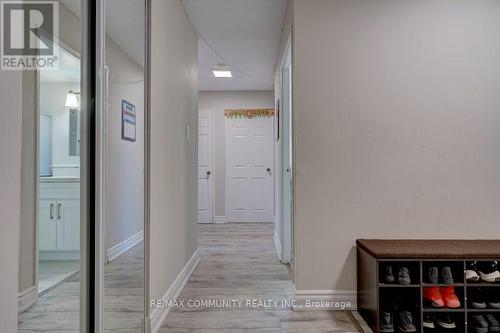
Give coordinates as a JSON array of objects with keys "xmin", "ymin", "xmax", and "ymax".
[
  {"xmin": 280, "ymin": 34, "xmax": 294, "ymax": 266},
  {"xmin": 197, "ymin": 109, "xmax": 215, "ymax": 224},
  {"xmin": 225, "ymin": 115, "xmax": 275, "ymax": 223}
]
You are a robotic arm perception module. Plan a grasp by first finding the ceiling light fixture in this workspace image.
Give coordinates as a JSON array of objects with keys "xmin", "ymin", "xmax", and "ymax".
[{"xmin": 212, "ymin": 64, "xmax": 232, "ymax": 78}]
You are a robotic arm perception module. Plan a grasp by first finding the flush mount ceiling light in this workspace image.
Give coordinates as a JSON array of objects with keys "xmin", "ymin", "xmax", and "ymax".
[
  {"xmin": 65, "ymin": 90, "xmax": 80, "ymax": 109},
  {"xmin": 212, "ymin": 64, "xmax": 232, "ymax": 78}
]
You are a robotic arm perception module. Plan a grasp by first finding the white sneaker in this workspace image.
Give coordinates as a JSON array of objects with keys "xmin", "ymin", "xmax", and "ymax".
[
  {"xmin": 479, "ymin": 270, "xmax": 500, "ymax": 283},
  {"xmin": 466, "ymin": 269, "xmax": 480, "ymax": 282}
]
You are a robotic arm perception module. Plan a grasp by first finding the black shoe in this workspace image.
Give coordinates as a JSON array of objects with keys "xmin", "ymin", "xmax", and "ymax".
[
  {"xmin": 442, "ymin": 266, "xmax": 454, "ymax": 284},
  {"xmin": 423, "ymin": 314, "xmax": 435, "ymax": 330},
  {"xmin": 467, "ymin": 261, "xmax": 480, "ymax": 282},
  {"xmin": 477, "ymin": 261, "xmax": 500, "ymax": 283},
  {"xmin": 437, "ymin": 314, "xmax": 457, "ymax": 329},
  {"xmin": 398, "ymin": 311, "xmax": 417, "ymax": 333},
  {"xmin": 472, "ymin": 314, "xmax": 489, "ymax": 333},
  {"xmin": 428, "ymin": 267, "xmax": 439, "ymax": 284},
  {"xmin": 379, "ymin": 311, "xmax": 394, "ymax": 332},
  {"xmin": 470, "ymin": 288, "xmax": 487, "ymax": 309},
  {"xmin": 488, "ymin": 291, "xmax": 500, "ymax": 309},
  {"xmin": 385, "ymin": 266, "xmax": 395, "ymax": 284},
  {"xmin": 398, "ymin": 267, "xmax": 411, "ymax": 285},
  {"xmin": 487, "ymin": 314, "xmax": 500, "ymax": 333}
]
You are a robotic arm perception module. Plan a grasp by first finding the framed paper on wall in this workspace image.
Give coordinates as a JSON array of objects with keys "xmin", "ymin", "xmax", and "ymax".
[{"xmin": 121, "ymin": 100, "xmax": 136, "ymax": 142}]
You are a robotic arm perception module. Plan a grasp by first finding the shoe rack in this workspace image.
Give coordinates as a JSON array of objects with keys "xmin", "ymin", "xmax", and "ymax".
[{"xmin": 357, "ymin": 239, "xmax": 500, "ymax": 333}]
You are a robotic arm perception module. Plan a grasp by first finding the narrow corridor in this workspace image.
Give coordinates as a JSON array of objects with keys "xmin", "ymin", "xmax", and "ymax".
[{"xmin": 159, "ymin": 224, "xmax": 361, "ymax": 333}]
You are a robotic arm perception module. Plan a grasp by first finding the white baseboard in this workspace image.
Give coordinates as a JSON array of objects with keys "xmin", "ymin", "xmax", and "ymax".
[
  {"xmin": 150, "ymin": 249, "xmax": 200, "ymax": 333},
  {"xmin": 18, "ymin": 286, "xmax": 38, "ymax": 313},
  {"xmin": 39, "ymin": 250, "xmax": 79, "ymax": 261},
  {"xmin": 214, "ymin": 215, "xmax": 226, "ymax": 224},
  {"xmin": 293, "ymin": 289, "xmax": 357, "ymax": 311},
  {"xmin": 273, "ymin": 229, "xmax": 282, "ymax": 260},
  {"xmin": 106, "ymin": 231, "xmax": 144, "ymax": 263}
]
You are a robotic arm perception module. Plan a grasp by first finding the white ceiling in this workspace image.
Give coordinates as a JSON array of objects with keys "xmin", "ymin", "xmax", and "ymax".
[
  {"xmin": 182, "ymin": 0, "xmax": 288, "ymax": 91},
  {"xmin": 61, "ymin": 0, "xmax": 144, "ymax": 66},
  {"xmin": 61, "ymin": 0, "xmax": 286, "ymax": 90},
  {"xmin": 40, "ymin": 44, "xmax": 80, "ymax": 82}
]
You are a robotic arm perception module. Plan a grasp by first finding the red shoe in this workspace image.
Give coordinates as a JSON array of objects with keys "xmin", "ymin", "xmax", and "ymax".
[
  {"xmin": 424, "ymin": 287, "xmax": 444, "ymax": 308},
  {"xmin": 441, "ymin": 287, "xmax": 461, "ymax": 308}
]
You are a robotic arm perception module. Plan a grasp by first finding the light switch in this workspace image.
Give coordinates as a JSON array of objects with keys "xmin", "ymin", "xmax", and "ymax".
[{"xmin": 185, "ymin": 125, "xmax": 190, "ymax": 141}]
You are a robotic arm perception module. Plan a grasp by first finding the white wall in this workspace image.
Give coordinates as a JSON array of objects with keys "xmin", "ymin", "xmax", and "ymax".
[
  {"xmin": 0, "ymin": 70, "xmax": 22, "ymax": 332},
  {"xmin": 149, "ymin": 0, "xmax": 198, "ymax": 306},
  {"xmin": 292, "ymin": 0, "xmax": 500, "ymax": 292},
  {"xmin": 20, "ymin": 71, "xmax": 37, "ymax": 293},
  {"xmin": 105, "ymin": 36, "xmax": 145, "ymax": 252},
  {"xmin": 198, "ymin": 91, "xmax": 274, "ymax": 218}
]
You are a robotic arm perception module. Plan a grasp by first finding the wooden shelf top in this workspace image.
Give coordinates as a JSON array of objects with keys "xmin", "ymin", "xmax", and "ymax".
[{"xmin": 356, "ymin": 239, "xmax": 500, "ymax": 259}]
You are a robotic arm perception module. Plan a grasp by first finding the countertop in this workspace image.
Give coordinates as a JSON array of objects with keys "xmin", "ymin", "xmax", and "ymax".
[{"xmin": 40, "ymin": 176, "xmax": 80, "ymax": 183}]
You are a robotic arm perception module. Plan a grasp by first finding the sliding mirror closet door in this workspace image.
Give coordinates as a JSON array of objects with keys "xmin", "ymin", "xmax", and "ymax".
[
  {"xmin": 17, "ymin": 0, "xmax": 91, "ymax": 331},
  {"xmin": 101, "ymin": 0, "xmax": 146, "ymax": 331}
]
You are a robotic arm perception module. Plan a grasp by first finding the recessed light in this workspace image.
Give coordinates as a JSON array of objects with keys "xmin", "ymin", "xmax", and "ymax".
[{"xmin": 212, "ymin": 64, "xmax": 232, "ymax": 78}]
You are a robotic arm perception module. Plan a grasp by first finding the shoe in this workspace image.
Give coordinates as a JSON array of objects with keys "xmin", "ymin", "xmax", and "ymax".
[
  {"xmin": 472, "ymin": 314, "xmax": 489, "ymax": 333},
  {"xmin": 424, "ymin": 287, "xmax": 444, "ymax": 308},
  {"xmin": 442, "ymin": 266, "xmax": 454, "ymax": 284},
  {"xmin": 488, "ymin": 292, "xmax": 500, "ymax": 309},
  {"xmin": 437, "ymin": 314, "xmax": 457, "ymax": 329},
  {"xmin": 398, "ymin": 311, "xmax": 417, "ymax": 333},
  {"xmin": 428, "ymin": 266, "xmax": 439, "ymax": 284},
  {"xmin": 385, "ymin": 266, "xmax": 395, "ymax": 284},
  {"xmin": 487, "ymin": 314, "xmax": 500, "ymax": 333},
  {"xmin": 470, "ymin": 288, "xmax": 487, "ymax": 309},
  {"xmin": 467, "ymin": 261, "xmax": 480, "ymax": 282},
  {"xmin": 398, "ymin": 267, "xmax": 411, "ymax": 285},
  {"xmin": 379, "ymin": 311, "xmax": 394, "ymax": 333},
  {"xmin": 478, "ymin": 261, "xmax": 500, "ymax": 283},
  {"xmin": 423, "ymin": 314, "xmax": 435, "ymax": 329},
  {"xmin": 441, "ymin": 287, "xmax": 461, "ymax": 308}
]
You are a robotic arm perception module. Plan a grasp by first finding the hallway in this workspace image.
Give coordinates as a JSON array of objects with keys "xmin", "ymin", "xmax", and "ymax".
[{"xmin": 159, "ymin": 224, "xmax": 361, "ymax": 333}]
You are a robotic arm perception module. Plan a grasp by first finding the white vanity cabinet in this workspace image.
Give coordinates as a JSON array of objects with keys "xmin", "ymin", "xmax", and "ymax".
[{"xmin": 39, "ymin": 178, "xmax": 80, "ymax": 259}]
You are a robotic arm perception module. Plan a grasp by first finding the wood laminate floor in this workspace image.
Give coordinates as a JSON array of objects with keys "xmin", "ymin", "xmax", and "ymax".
[
  {"xmin": 159, "ymin": 223, "xmax": 362, "ymax": 333},
  {"xmin": 18, "ymin": 242, "xmax": 144, "ymax": 333},
  {"xmin": 18, "ymin": 224, "xmax": 362, "ymax": 333}
]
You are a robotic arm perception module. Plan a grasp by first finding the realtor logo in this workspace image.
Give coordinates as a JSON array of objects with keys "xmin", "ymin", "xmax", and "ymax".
[{"xmin": 1, "ymin": 0, "xmax": 59, "ymax": 70}]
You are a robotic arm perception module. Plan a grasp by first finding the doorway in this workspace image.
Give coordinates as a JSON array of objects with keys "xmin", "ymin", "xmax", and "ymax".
[
  {"xmin": 198, "ymin": 110, "xmax": 215, "ymax": 223},
  {"xmin": 225, "ymin": 113, "xmax": 275, "ymax": 223},
  {"xmin": 37, "ymin": 44, "xmax": 82, "ymax": 296},
  {"xmin": 281, "ymin": 39, "xmax": 294, "ymax": 265}
]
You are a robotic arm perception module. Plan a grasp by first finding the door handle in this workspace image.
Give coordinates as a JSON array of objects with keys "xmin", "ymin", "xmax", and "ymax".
[
  {"xmin": 266, "ymin": 168, "xmax": 272, "ymax": 175},
  {"xmin": 206, "ymin": 170, "xmax": 211, "ymax": 178},
  {"xmin": 50, "ymin": 203, "xmax": 54, "ymax": 220},
  {"xmin": 57, "ymin": 203, "xmax": 62, "ymax": 220}
]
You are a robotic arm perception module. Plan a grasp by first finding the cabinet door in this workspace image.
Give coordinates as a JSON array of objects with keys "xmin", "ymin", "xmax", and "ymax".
[
  {"xmin": 39, "ymin": 200, "xmax": 57, "ymax": 250},
  {"xmin": 56, "ymin": 199, "xmax": 80, "ymax": 251}
]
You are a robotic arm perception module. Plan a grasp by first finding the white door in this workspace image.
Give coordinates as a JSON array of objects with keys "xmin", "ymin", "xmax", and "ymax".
[
  {"xmin": 226, "ymin": 116, "xmax": 274, "ymax": 222},
  {"xmin": 197, "ymin": 110, "xmax": 214, "ymax": 223}
]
